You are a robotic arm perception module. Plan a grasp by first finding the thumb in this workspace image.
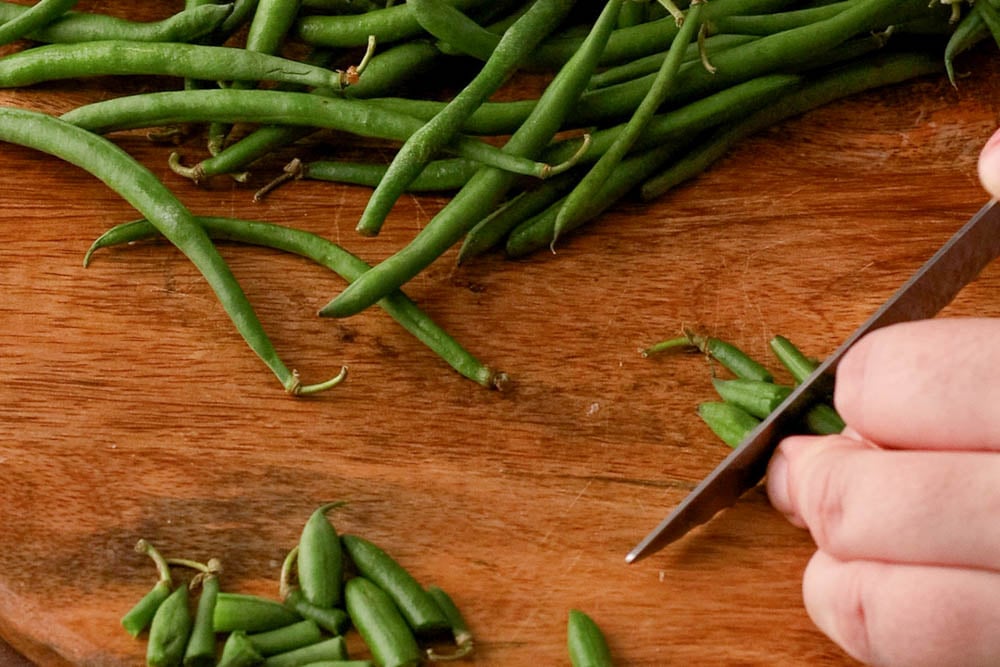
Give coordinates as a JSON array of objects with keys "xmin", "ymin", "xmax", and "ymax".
[{"xmin": 977, "ymin": 127, "xmax": 1000, "ymax": 199}]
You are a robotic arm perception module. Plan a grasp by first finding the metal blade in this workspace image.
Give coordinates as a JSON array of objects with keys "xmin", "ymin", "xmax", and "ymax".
[{"xmin": 627, "ymin": 199, "xmax": 1000, "ymax": 564}]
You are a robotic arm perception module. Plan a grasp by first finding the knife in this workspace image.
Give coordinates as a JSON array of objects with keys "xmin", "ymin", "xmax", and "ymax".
[{"xmin": 626, "ymin": 198, "xmax": 1000, "ymax": 564}]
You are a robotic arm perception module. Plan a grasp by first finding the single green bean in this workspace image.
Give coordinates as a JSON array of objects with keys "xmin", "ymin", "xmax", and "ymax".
[
  {"xmin": 0, "ymin": 40, "xmax": 355, "ymax": 90},
  {"xmin": 640, "ymin": 335, "xmax": 696, "ymax": 357},
  {"xmin": 248, "ymin": 619, "xmax": 324, "ymax": 656},
  {"xmin": 122, "ymin": 539, "xmax": 174, "ymax": 638},
  {"xmin": 147, "ymin": 584, "xmax": 193, "ymax": 667},
  {"xmin": 297, "ymin": 502, "xmax": 345, "ymax": 609},
  {"xmin": 567, "ymin": 609, "xmax": 613, "ymax": 667},
  {"xmin": 411, "ymin": 0, "xmax": 496, "ymax": 61},
  {"xmin": 246, "ymin": 0, "xmax": 301, "ymax": 55},
  {"xmin": 0, "ymin": 106, "xmax": 341, "ymax": 394},
  {"xmin": 711, "ymin": 377, "xmax": 791, "ymax": 419},
  {"xmin": 686, "ymin": 329, "xmax": 773, "ymax": 382},
  {"xmin": 804, "ymin": 403, "xmax": 846, "ymax": 435},
  {"xmin": 617, "ymin": 0, "xmax": 649, "ymax": 28},
  {"xmin": 322, "ymin": 0, "xmax": 620, "ymax": 317},
  {"xmin": 0, "ymin": 2, "xmax": 231, "ymax": 43},
  {"xmin": 61, "ymin": 89, "xmax": 553, "ymax": 181},
  {"xmin": 425, "ymin": 585, "xmax": 474, "ymax": 661},
  {"xmin": 266, "ymin": 157, "xmax": 476, "ymax": 193},
  {"xmin": 85, "ymin": 217, "xmax": 509, "ymax": 389},
  {"xmin": 698, "ymin": 401, "xmax": 761, "ymax": 447},
  {"xmin": 218, "ymin": 631, "xmax": 264, "ymax": 667},
  {"xmin": 945, "ymin": 6, "xmax": 988, "ymax": 86},
  {"xmin": 553, "ymin": 0, "xmax": 705, "ymax": 246},
  {"xmin": 0, "ymin": 0, "xmax": 77, "ymax": 46},
  {"xmin": 354, "ymin": 0, "xmax": 575, "ymax": 236},
  {"xmin": 707, "ymin": 1, "xmax": 849, "ymax": 35},
  {"xmin": 341, "ymin": 534, "xmax": 449, "ymax": 633},
  {"xmin": 344, "ymin": 577, "xmax": 422, "ymax": 667},
  {"xmin": 284, "ymin": 589, "xmax": 351, "ymax": 635},
  {"xmin": 183, "ymin": 564, "xmax": 222, "ymax": 667},
  {"xmin": 262, "ymin": 637, "xmax": 349, "ymax": 667},
  {"xmin": 768, "ymin": 334, "xmax": 818, "ymax": 384},
  {"xmin": 212, "ymin": 593, "xmax": 302, "ymax": 633},
  {"xmin": 295, "ymin": 0, "xmax": 485, "ymax": 47}
]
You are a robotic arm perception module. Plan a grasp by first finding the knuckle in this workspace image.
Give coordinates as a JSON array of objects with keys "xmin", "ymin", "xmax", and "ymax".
[{"xmin": 795, "ymin": 447, "xmax": 851, "ymax": 550}]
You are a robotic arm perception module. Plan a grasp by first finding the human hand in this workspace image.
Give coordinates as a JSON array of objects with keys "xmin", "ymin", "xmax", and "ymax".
[
  {"xmin": 767, "ymin": 318, "xmax": 1000, "ymax": 666},
  {"xmin": 764, "ymin": 134, "xmax": 1000, "ymax": 667}
]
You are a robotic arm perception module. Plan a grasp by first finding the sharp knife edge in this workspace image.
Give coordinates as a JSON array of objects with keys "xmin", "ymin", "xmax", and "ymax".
[{"xmin": 627, "ymin": 198, "xmax": 1000, "ymax": 563}]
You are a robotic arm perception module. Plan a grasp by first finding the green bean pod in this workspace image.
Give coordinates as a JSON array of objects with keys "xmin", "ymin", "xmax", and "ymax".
[
  {"xmin": 297, "ymin": 502, "xmax": 346, "ymax": 609},
  {"xmin": 344, "ymin": 577, "xmax": 422, "ymax": 667},
  {"xmin": 711, "ymin": 378, "xmax": 791, "ymax": 419},
  {"xmin": 262, "ymin": 636, "xmax": 349, "ymax": 667},
  {"xmin": 0, "ymin": 0, "xmax": 77, "ymax": 46},
  {"xmin": 213, "ymin": 593, "xmax": 302, "ymax": 633},
  {"xmin": 0, "ymin": 2, "xmax": 232, "ymax": 43},
  {"xmin": 248, "ymin": 619, "xmax": 324, "ymax": 656},
  {"xmin": 567, "ymin": 609, "xmax": 613, "ymax": 667},
  {"xmin": 341, "ymin": 535, "xmax": 449, "ymax": 634},
  {"xmin": 147, "ymin": 584, "xmax": 193, "ymax": 667},
  {"xmin": 804, "ymin": 403, "xmax": 846, "ymax": 435},
  {"xmin": 183, "ymin": 565, "xmax": 221, "ymax": 667},
  {"xmin": 122, "ymin": 539, "xmax": 174, "ymax": 638},
  {"xmin": 425, "ymin": 585, "xmax": 474, "ymax": 660},
  {"xmin": 698, "ymin": 401, "xmax": 761, "ymax": 447},
  {"xmin": 218, "ymin": 631, "xmax": 264, "ymax": 667},
  {"xmin": 295, "ymin": 0, "xmax": 485, "ymax": 48},
  {"xmin": 768, "ymin": 335, "xmax": 818, "ymax": 384},
  {"xmin": 685, "ymin": 330, "xmax": 773, "ymax": 382},
  {"xmin": 945, "ymin": 5, "xmax": 988, "ymax": 85},
  {"xmin": 284, "ymin": 588, "xmax": 351, "ymax": 636}
]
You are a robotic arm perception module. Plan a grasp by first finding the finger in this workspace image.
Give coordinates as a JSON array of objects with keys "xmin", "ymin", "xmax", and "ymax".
[
  {"xmin": 834, "ymin": 318, "xmax": 1000, "ymax": 451},
  {"xmin": 768, "ymin": 434, "xmax": 1000, "ymax": 570},
  {"xmin": 802, "ymin": 550, "xmax": 1000, "ymax": 667},
  {"xmin": 978, "ymin": 127, "xmax": 1000, "ymax": 199}
]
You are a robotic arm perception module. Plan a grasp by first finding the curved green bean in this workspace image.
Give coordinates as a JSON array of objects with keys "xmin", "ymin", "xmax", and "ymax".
[
  {"xmin": 295, "ymin": 0, "xmax": 484, "ymax": 47},
  {"xmin": 567, "ymin": 609, "xmax": 613, "ymax": 667},
  {"xmin": 945, "ymin": 6, "xmax": 988, "ymax": 85},
  {"xmin": 354, "ymin": 0, "xmax": 575, "ymax": 237},
  {"xmin": 410, "ymin": 0, "xmax": 496, "ymax": 61},
  {"xmin": 266, "ymin": 156, "xmax": 477, "ymax": 194},
  {"xmin": 85, "ymin": 217, "xmax": 509, "ymax": 389},
  {"xmin": 0, "ymin": 2, "xmax": 231, "ymax": 43},
  {"xmin": 61, "ymin": 89, "xmax": 553, "ymax": 181},
  {"xmin": 0, "ymin": 40, "xmax": 354, "ymax": 90},
  {"xmin": 0, "ymin": 0, "xmax": 77, "ymax": 46},
  {"xmin": 707, "ymin": 1, "xmax": 848, "ymax": 35},
  {"xmin": 0, "ymin": 106, "xmax": 344, "ymax": 394}
]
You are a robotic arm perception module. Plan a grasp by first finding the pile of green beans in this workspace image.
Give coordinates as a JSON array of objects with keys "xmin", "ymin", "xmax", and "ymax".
[
  {"xmin": 0, "ymin": 1, "xmax": 989, "ymax": 393},
  {"xmin": 642, "ymin": 329, "xmax": 845, "ymax": 447},
  {"xmin": 122, "ymin": 504, "xmax": 476, "ymax": 666}
]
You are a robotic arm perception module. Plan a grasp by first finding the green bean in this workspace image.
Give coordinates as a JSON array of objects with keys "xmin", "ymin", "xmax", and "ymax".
[
  {"xmin": 553, "ymin": 0, "xmax": 705, "ymax": 246},
  {"xmin": 217, "ymin": 0, "xmax": 258, "ymax": 36},
  {"xmin": 295, "ymin": 662, "xmax": 374, "ymax": 667},
  {"xmin": 246, "ymin": 0, "xmax": 301, "ymax": 55},
  {"xmin": 0, "ymin": 0, "xmax": 77, "ymax": 46},
  {"xmin": 411, "ymin": 0, "xmax": 496, "ymax": 61},
  {"xmin": 0, "ymin": 40, "xmax": 355, "ymax": 90},
  {"xmin": 248, "ymin": 619, "xmax": 324, "ymax": 656},
  {"xmin": 1, "ymin": 106, "xmax": 344, "ymax": 394},
  {"xmin": 567, "ymin": 609, "xmax": 613, "ymax": 667},
  {"xmin": 945, "ymin": 4, "xmax": 988, "ymax": 85},
  {"xmin": 354, "ymin": 0, "xmax": 575, "ymax": 237},
  {"xmin": 122, "ymin": 540, "xmax": 174, "ymax": 638},
  {"xmin": 639, "ymin": 335, "xmax": 696, "ymax": 358},
  {"xmin": 974, "ymin": 0, "xmax": 1000, "ymax": 52},
  {"xmin": 711, "ymin": 377, "xmax": 791, "ymax": 419},
  {"xmin": 344, "ymin": 577, "xmax": 422, "ymax": 667},
  {"xmin": 218, "ymin": 632, "xmax": 264, "ymax": 667},
  {"xmin": 321, "ymin": 0, "xmax": 620, "ymax": 317},
  {"xmin": 212, "ymin": 593, "xmax": 302, "ymax": 633},
  {"xmin": 640, "ymin": 50, "xmax": 943, "ymax": 199},
  {"xmin": 295, "ymin": 0, "xmax": 484, "ymax": 47},
  {"xmin": 804, "ymin": 403, "xmax": 846, "ymax": 435},
  {"xmin": 262, "ymin": 637, "xmax": 349, "ymax": 667},
  {"xmin": 341, "ymin": 535, "xmax": 448, "ymax": 633},
  {"xmin": 301, "ymin": 0, "xmax": 380, "ymax": 11},
  {"xmin": 425, "ymin": 585, "xmax": 474, "ymax": 661},
  {"xmin": 86, "ymin": 217, "xmax": 508, "ymax": 389},
  {"xmin": 297, "ymin": 502, "xmax": 345, "ymax": 609},
  {"xmin": 768, "ymin": 334, "xmax": 818, "ymax": 384},
  {"xmin": 686, "ymin": 329, "xmax": 773, "ymax": 382},
  {"xmin": 698, "ymin": 401, "xmax": 761, "ymax": 447},
  {"xmin": 61, "ymin": 89, "xmax": 553, "ymax": 181},
  {"xmin": 183, "ymin": 562, "xmax": 222, "ymax": 667},
  {"xmin": 256, "ymin": 157, "xmax": 475, "ymax": 199},
  {"xmin": 147, "ymin": 584, "xmax": 193, "ymax": 667},
  {"xmin": 0, "ymin": 2, "xmax": 231, "ymax": 43},
  {"xmin": 707, "ymin": 1, "xmax": 849, "ymax": 35},
  {"xmin": 617, "ymin": 0, "xmax": 649, "ymax": 28}
]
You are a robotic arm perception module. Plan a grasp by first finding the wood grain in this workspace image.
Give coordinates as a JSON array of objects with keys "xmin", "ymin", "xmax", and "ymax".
[{"xmin": 1, "ymin": 4, "xmax": 999, "ymax": 665}]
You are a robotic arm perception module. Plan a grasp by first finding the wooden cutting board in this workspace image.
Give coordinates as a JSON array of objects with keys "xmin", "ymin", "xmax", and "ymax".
[{"xmin": 2, "ymin": 4, "xmax": 999, "ymax": 665}]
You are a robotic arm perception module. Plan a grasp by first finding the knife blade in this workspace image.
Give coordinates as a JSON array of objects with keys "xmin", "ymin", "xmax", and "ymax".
[{"xmin": 626, "ymin": 198, "xmax": 1000, "ymax": 564}]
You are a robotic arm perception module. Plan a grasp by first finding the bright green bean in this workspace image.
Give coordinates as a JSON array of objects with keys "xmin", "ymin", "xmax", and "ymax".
[
  {"xmin": 688, "ymin": 330, "xmax": 774, "ymax": 382},
  {"xmin": 184, "ymin": 565, "xmax": 221, "ymax": 667},
  {"xmin": 567, "ymin": 609, "xmax": 613, "ymax": 667},
  {"xmin": 0, "ymin": 40, "xmax": 354, "ymax": 90},
  {"xmin": 218, "ymin": 631, "xmax": 264, "ymax": 667},
  {"xmin": 147, "ymin": 585, "xmax": 193, "ymax": 667},
  {"xmin": 712, "ymin": 377, "xmax": 791, "ymax": 419},
  {"xmin": 344, "ymin": 577, "xmax": 421, "ymax": 667},
  {"xmin": 768, "ymin": 334, "xmax": 818, "ymax": 384},
  {"xmin": 322, "ymin": 0, "xmax": 620, "ymax": 317},
  {"xmin": 0, "ymin": 0, "xmax": 77, "ymax": 46},
  {"xmin": 85, "ymin": 217, "xmax": 509, "ymax": 389},
  {"xmin": 354, "ymin": 0, "xmax": 575, "ymax": 237},
  {"xmin": 212, "ymin": 593, "xmax": 302, "ymax": 633},
  {"xmin": 262, "ymin": 637, "xmax": 349, "ymax": 667},
  {"xmin": 297, "ymin": 502, "xmax": 345, "ymax": 609},
  {"xmin": 248, "ymin": 619, "xmax": 324, "ymax": 656},
  {"xmin": 61, "ymin": 89, "xmax": 552, "ymax": 181},
  {"xmin": 0, "ymin": 2, "xmax": 231, "ymax": 43},
  {"xmin": 425, "ymin": 585, "xmax": 474, "ymax": 661},
  {"xmin": 121, "ymin": 539, "xmax": 174, "ymax": 639},
  {"xmin": 553, "ymin": 0, "xmax": 705, "ymax": 246},
  {"xmin": 698, "ymin": 401, "xmax": 761, "ymax": 447},
  {"xmin": 0, "ymin": 106, "xmax": 341, "ymax": 394}
]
